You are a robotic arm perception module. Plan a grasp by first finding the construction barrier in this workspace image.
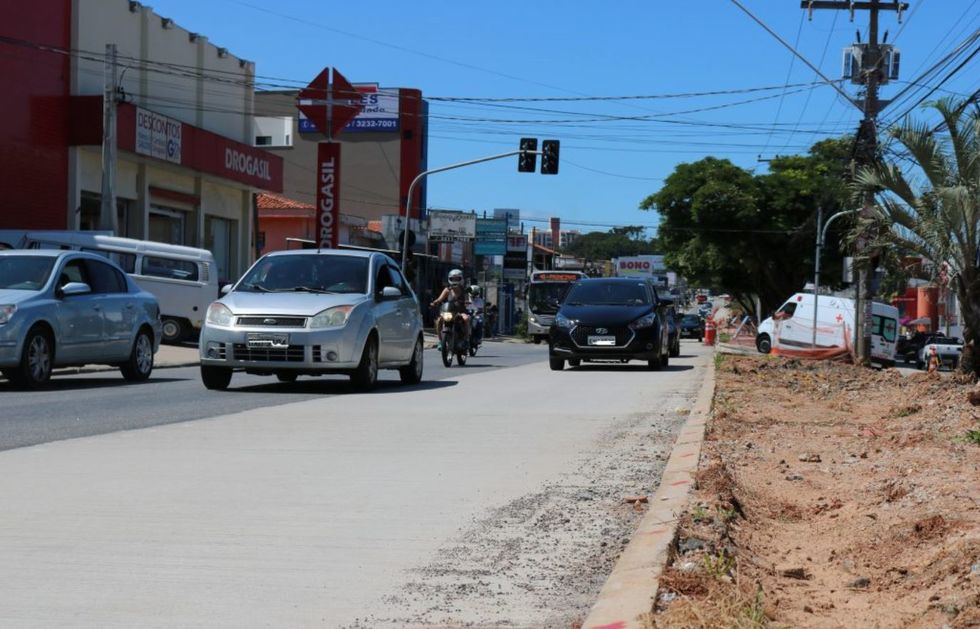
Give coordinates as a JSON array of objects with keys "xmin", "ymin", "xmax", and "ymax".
[{"xmin": 704, "ymin": 321, "xmax": 716, "ymax": 346}]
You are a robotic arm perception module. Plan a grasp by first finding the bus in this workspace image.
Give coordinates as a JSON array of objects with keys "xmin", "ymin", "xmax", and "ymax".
[{"xmin": 526, "ymin": 270, "xmax": 586, "ymax": 344}]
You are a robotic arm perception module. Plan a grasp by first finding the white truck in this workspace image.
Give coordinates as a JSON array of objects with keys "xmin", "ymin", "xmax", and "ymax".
[
  {"xmin": 756, "ymin": 292, "xmax": 900, "ymax": 366},
  {"xmin": 915, "ymin": 335, "xmax": 963, "ymax": 370}
]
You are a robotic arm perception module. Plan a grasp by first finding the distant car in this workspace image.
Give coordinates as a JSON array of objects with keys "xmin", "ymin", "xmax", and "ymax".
[
  {"xmin": 0, "ymin": 250, "xmax": 161, "ymax": 388},
  {"xmin": 698, "ymin": 302, "xmax": 713, "ymax": 318},
  {"xmin": 198, "ymin": 249, "xmax": 424, "ymax": 391},
  {"xmin": 679, "ymin": 314, "xmax": 704, "ymax": 340},
  {"xmin": 914, "ymin": 335, "xmax": 962, "ymax": 370},
  {"xmin": 548, "ymin": 278, "xmax": 670, "ymax": 371}
]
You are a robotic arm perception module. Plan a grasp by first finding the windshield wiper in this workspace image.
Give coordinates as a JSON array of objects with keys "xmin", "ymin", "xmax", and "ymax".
[
  {"xmin": 275, "ymin": 286, "xmax": 336, "ymax": 294},
  {"xmin": 242, "ymin": 283, "xmax": 270, "ymax": 292}
]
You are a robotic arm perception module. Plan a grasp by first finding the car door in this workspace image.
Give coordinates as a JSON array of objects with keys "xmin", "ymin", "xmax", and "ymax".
[
  {"xmin": 371, "ymin": 262, "xmax": 402, "ymax": 364},
  {"xmin": 85, "ymin": 259, "xmax": 134, "ymax": 360},
  {"xmin": 52, "ymin": 257, "xmax": 107, "ymax": 364},
  {"xmin": 387, "ymin": 265, "xmax": 418, "ymax": 360}
]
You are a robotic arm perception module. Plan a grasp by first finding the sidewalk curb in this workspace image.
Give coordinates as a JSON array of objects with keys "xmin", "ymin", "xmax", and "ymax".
[{"xmin": 582, "ymin": 352, "xmax": 716, "ymax": 629}]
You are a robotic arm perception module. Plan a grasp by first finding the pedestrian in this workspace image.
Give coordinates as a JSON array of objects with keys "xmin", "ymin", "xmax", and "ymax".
[{"xmin": 927, "ymin": 345, "xmax": 940, "ymax": 373}]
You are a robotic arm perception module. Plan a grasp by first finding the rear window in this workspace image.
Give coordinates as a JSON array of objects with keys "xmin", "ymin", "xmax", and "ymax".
[
  {"xmin": 83, "ymin": 248, "xmax": 136, "ymax": 274},
  {"xmin": 141, "ymin": 256, "xmax": 199, "ymax": 282},
  {"xmin": 565, "ymin": 281, "xmax": 650, "ymax": 306}
]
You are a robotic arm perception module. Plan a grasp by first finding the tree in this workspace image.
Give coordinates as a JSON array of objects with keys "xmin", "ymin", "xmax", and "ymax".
[
  {"xmin": 640, "ymin": 139, "xmax": 855, "ymax": 315},
  {"xmin": 561, "ymin": 225, "xmax": 656, "ymax": 260},
  {"xmin": 854, "ymin": 98, "xmax": 980, "ymax": 375}
]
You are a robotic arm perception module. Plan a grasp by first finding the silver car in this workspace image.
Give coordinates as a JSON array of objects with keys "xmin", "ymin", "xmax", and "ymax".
[
  {"xmin": 198, "ymin": 249, "xmax": 423, "ymax": 391},
  {"xmin": 0, "ymin": 250, "xmax": 162, "ymax": 389}
]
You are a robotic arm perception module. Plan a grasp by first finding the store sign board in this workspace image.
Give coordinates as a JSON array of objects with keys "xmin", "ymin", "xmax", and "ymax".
[
  {"xmin": 507, "ymin": 235, "xmax": 527, "ymax": 252},
  {"xmin": 428, "ymin": 210, "xmax": 476, "ymax": 242},
  {"xmin": 300, "ymin": 84, "xmax": 400, "ymax": 134},
  {"xmin": 474, "ymin": 218, "xmax": 507, "ymax": 255},
  {"xmin": 316, "ymin": 142, "xmax": 341, "ymax": 248},
  {"xmin": 136, "ymin": 107, "xmax": 181, "ymax": 164}
]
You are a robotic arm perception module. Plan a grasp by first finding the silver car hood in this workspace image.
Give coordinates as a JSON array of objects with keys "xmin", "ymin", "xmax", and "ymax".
[
  {"xmin": 0, "ymin": 289, "xmax": 42, "ymax": 305},
  {"xmin": 221, "ymin": 291, "xmax": 370, "ymax": 316}
]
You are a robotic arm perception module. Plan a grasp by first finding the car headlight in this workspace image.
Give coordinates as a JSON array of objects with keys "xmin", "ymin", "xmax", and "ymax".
[
  {"xmin": 555, "ymin": 313, "xmax": 574, "ymax": 329},
  {"xmin": 629, "ymin": 313, "xmax": 658, "ymax": 330},
  {"xmin": 528, "ymin": 314, "xmax": 538, "ymax": 324},
  {"xmin": 310, "ymin": 305, "xmax": 353, "ymax": 329},
  {"xmin": 205, "ymin": 302, "xmax": 234, "ymax": 327},
  {"xmin": 0, "ymin": 304, "xmax": 16, "ymax": 325}
]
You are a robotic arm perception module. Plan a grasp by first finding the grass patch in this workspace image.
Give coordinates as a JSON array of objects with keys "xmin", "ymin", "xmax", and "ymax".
[
  {"xmin": 964, "ymin": 429, "xmax": 980, "ymax": 446},
  {"xmin": 647, "ymin": 578, "xmax": 770, "ymax": 628}
]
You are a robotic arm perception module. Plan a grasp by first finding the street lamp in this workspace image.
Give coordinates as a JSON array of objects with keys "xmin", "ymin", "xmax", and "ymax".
[{"xmin": 812, "ymin": 207, "xmax": 860, "ymax": 348}]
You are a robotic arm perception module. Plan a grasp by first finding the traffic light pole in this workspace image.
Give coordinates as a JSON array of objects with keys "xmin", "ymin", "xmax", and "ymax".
[{"xmin": 400, "ymin": 148, "xmax": 540, "ymax": 271}]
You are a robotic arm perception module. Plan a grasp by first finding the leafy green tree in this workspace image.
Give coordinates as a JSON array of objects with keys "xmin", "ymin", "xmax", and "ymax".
[
  {"xmin": 640, "ymin": 139, "xmax": 854, "ymax": 315},
  {"xmin": 561, "ymin": 225, "xmax": 656, "ymax": 260},
  {"xmin": 855, "ymin": 98, "xmax": 980, "ymax": 374}
]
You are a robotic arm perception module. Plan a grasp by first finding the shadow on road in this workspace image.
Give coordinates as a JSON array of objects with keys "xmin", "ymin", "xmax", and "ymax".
[
  {"xmin": 0, "ymin": 376, "xmax": 188, "ymax": 392},
  {"xmin": 569, "ymin": 364, "xmax": 695, "ymax": 373},
  {"xmin": 228, "ymin": 378, "xmax": 458, "ymax": 395}
]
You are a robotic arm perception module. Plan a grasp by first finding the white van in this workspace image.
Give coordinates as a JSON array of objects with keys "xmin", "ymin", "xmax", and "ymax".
[
  {"xmin": 756, "ymin": 292, "xmax": 899, "ymax": 366},
  {"xmin": 0, "ymin": 231, "xmax": 218, "ymax": 343}
]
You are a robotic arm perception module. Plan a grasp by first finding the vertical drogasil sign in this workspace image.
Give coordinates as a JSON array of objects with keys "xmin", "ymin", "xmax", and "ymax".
[{"xmin": 316, "ymin": 143, "xmax": 341, "ymax": 249}]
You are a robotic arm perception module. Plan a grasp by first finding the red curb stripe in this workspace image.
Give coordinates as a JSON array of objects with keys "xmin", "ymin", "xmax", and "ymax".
[
  {"xmin": 669, "ymin": 479, "xmax": 691, "ymax": 486},
  {"xmin": 590, "ymin": 622, "xmax": 627, "ymax": 629}
]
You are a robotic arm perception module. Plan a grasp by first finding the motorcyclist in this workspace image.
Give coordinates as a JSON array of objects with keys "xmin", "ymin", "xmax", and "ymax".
[
  {"xmin": 468, "ymin": 285, "xmax": 485, "ymax": 345},
  {"xmin": 430, "ymin": 269, "xmax": 470, "ymax": 349}
]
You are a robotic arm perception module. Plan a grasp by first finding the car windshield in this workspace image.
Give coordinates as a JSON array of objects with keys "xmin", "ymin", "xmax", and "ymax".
[
  {"xmin": 528, "ymin": 282, "xmax": 575, "ymax": 314},
  {"xmin": 682, "ymin": 315, "xmax": 701, "ymax": 325},
  {"xmin": 237, "ymin": 254, "xmax": 370, "ymax": 294},
  {"xmin": 565, "ymin": 281, "xmax": 650, "ymax": 306},
  {"xmin": 0, "ymin": 256, "xmax": 56, "ymax": 291}
]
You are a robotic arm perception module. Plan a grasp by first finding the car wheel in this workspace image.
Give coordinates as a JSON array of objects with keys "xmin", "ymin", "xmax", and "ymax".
[
  {"xmin": 648, "ymin": 354, "xmax": 663, "ymax": 371},
  {"xmin": 661, "ymin": 348, "xmax": 669, "ymax": 368},
  {"xmin": 440, "ymin": 330, "xmax": 454, "ymax": 367},
  {"xmin": 756, "ymin": 333, "xmax": 772, "ymax": 354},
  {"xmin": 533, "ymin": 337, "xmax": 543, "ymax": 345},
  {"xmin": 276, "ymin": 372, "xmax": 298, "ymax": 383},
  {"xmin": 201, "ymin": 365, "xmax": 232, "ymax": 390},
  {"xmin": 568, "ymin": 358, "xmax": 581, "ymax": 367},
  {"xmin": 915, "ymin": 360, "xmax": 924, "ymax": 370},
  {"xmin": 399, "ymin": 337, "xmax": 424, "ymax": 385},
  {"xmin": 670, "ymin": 339, "xmax": 680, "ymax": 358},
  {"xmin": 121, "ymin": 329, "xmax": 154, "ymax": 382},
  {"xmin": 9, "ymin": 326, "xmax": 54, "ymax": 389},
  {"xmin": 351, "ymin": 337, "xmax": 379, "ymax": 391},
  {"xmin": 549, "ymin": 356, "xmax": 564, "ymax": 371},
  {"xmin": 161, "ymin": 317, "xmax": 187, "ymax": 344}
]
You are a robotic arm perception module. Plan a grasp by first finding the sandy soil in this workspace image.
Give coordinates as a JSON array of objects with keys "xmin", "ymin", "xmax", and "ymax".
[{"xmin": 652, "ymin": 355, "xmax": 980, "ymax": 628}]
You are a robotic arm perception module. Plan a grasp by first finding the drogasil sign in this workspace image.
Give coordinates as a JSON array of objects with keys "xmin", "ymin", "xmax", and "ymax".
[
  {"xmin": 316, "ymin": 143, "xmax": 340, "ymax": 248},
  {"xmin": 224, "ymin": 148, "xmax": 272, "ymax": 182}
]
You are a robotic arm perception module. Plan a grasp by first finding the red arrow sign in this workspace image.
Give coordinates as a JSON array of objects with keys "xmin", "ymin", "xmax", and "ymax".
[
  {"xmin": 296, "ymin": 67, "xmax": 364, "ymax": 138},
  {"xmin": 329, "ymin": 68, "xmax": 361, "ymax": 137}
]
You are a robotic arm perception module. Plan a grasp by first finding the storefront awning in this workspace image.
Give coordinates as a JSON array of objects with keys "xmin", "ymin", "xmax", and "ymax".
[{"xmin": 70, "ymin": 96, "xmax": 283, "ymax": 193}]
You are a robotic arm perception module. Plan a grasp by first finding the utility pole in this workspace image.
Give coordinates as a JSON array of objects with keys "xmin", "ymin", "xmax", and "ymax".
[
  {"xmin": 99, "ymin": 43, "xmax": 119, "ymax": 234},
  {"xmin": 801, "ymin": 1, "xmax": 908, "ymax": 363}
]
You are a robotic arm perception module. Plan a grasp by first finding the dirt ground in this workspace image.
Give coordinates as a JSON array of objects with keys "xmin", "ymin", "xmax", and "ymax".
[{"xmin": 651, "ymin": 355, "xmax": 980, "ymax": 628}]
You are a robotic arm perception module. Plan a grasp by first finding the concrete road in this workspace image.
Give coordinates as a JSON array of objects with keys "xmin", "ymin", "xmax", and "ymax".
[
  {"xmin": 0, "ymin": 341, "xmax": 541, "ymax": 452},
  {"xmin": 0, "ymin": 340, "xmax": 712, "ymax": 628}
]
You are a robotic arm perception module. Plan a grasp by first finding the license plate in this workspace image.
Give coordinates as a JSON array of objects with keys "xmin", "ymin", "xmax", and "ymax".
[
  {"xmin": 588, "ymin": 335, "xmax": 616, "ymax": 346},
  {"xmin": 247, "ymin": 332, "xmax": 289, "ymax": 348}
]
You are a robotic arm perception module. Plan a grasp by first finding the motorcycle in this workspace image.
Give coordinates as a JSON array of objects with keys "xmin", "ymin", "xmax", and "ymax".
[
  {"xmin": 468, "ymin": 309, "xmax": 484, "ymax": 357},
  {"xmin": 438, "ymin": 303, "xmax": 469, "ymax": 367}
]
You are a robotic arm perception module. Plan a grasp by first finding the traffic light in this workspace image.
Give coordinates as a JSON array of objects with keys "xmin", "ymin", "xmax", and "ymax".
[
  {"xmin": 541, "ymin": 139, "xmax": 559, "ymax": 175},
  {"xmin": 518, "ymin": 138, "xmax": 537, "ymax": 172}
]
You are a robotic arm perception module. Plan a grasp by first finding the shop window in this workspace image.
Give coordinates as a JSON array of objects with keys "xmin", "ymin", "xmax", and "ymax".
[
  {"xmin": 141, "ymin": 256, "xmax": 199, "ymax": 282},
  {"xmin": 149, "ymin": 206, "xmax": 187, "ymax": 245},
  {"xmin": 78, "ymin": 191, "xmax": 131, "ymax": 237},
  {"xmin": 205, "ymin": 216, "xmax": 236, "ymax": 283}
]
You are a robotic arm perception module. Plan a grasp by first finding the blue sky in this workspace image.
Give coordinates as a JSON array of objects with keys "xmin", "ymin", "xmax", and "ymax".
[{"xmin": 149, "ymin": 0, "xmax": 979, "ymax": 235}]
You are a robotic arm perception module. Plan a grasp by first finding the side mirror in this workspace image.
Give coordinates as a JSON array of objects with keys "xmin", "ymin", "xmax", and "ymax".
[
  {"xmin": 60, "ymin": 281, "xmax": 91, "ymax": 297},
  {"xmin": 220, "ymin": 284, "xmax": 233, "ymax": 296},
  {"xmin": 379, "ymin": 286, "xmax": 402, "ymax": 300}
]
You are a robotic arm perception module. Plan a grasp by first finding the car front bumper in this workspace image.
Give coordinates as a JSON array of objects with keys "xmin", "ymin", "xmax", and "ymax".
[
  {"xmin": 550, "ymin": 324, "xmax": 662, "ymax": 361},
  {"xmin": 199, "ymin": 322, "xmax": 363, "ymax": 372}
]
